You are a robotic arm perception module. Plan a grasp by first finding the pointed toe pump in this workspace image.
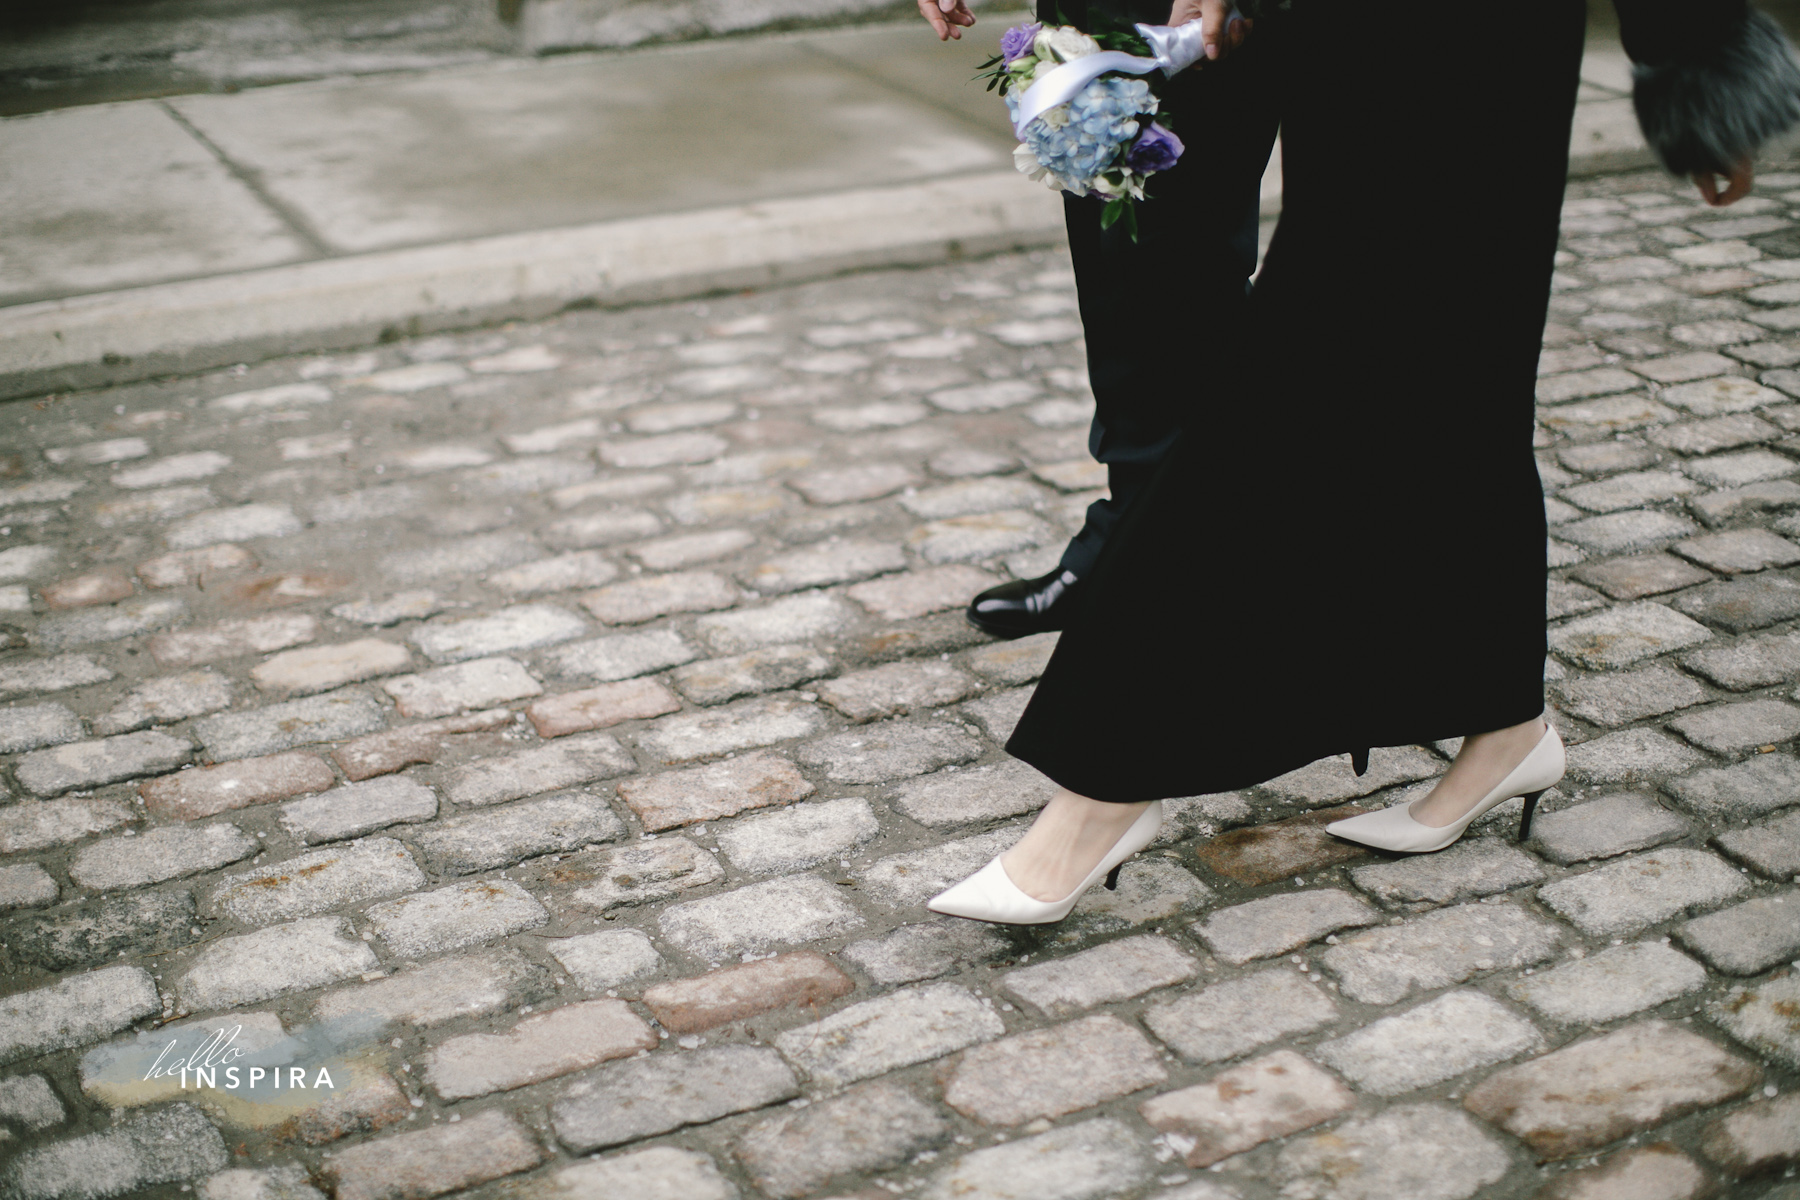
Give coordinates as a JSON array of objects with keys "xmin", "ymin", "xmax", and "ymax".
[
  {"xmin": 1326, "ymin": 722, "xmax": 1564, "ymax": 854},
  {"xmin": 926, "ymin": 801, "xmax": 1164, "ymax": 925}
]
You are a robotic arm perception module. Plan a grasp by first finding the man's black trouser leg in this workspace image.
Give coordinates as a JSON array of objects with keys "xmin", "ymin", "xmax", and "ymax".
[{"xmin": 1054, "ymin": 31, "xmax": 1282, "ymax": 575}]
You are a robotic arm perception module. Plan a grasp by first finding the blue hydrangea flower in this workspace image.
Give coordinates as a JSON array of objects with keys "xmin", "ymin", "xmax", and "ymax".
[{"xmin": 1008, "ymin": 76, "xmax": 1152, "ymax": 194}]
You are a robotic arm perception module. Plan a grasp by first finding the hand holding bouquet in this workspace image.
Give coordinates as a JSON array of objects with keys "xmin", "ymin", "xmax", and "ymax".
[{"xmin": 980, "ymin": 16, "xmax": 1218, "ymax": 237}]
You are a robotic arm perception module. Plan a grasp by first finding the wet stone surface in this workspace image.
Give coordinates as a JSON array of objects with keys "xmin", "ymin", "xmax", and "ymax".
[{"xmin": 8, "ymin": 176, "xmax": 1800, "ymax": 1199}]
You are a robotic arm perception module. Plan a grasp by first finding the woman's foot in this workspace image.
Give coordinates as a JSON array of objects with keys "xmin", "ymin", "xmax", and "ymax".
[
  {"xmin": 1408, "ymin": 717, "xmax": 1550, "ymax": 827},
  {"xmin": 1001, "ymin": 789, "xmax": 1154, "ymax": 901}
]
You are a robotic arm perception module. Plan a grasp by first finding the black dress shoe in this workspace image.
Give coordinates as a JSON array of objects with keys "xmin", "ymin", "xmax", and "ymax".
[{"xmin": 966, "ymin": 569, "xmax": 1081, "ymax": 638}]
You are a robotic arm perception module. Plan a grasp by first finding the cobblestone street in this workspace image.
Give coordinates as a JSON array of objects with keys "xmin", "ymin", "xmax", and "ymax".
[{"xmin": 11, "ymin": 162, "xmax": 1800, "ymax": 1200}]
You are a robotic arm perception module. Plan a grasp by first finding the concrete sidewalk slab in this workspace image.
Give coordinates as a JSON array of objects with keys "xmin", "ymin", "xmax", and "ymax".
[
  {"xmin": 168, "ymin": 34, "xmax": 1008, "ymax": 256},
  {"xmin": 0, "ymin": 103, "xmax": 310, "ymax": 306},
  {"xmin": 0, "ymin": 170, "xmax": 1063, "ymax": 401}
]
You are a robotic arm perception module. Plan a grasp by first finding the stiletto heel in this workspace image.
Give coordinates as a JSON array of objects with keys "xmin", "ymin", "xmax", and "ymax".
[
  {"xmin": 1351, "ymin": 747, "xmax": 1370, "ymax": 777},
  {"xmin": 1518, "ymin": 789, "xmax": 1545, "ymax": 840},
  {"xmin": 926, "ymin": 802, "xmax": 1163, "ymax": 925},
  {"xmin": 1326, "ymin": 722, "xmax": 1564, "ymax": 855}
]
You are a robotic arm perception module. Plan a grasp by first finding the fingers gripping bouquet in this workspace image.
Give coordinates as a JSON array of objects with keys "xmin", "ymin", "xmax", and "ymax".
[{"xmin": 979, "ymin": 17, "xmax": 1210, "ymax": 237}]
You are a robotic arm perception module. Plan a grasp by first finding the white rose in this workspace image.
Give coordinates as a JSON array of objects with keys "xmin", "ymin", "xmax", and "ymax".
[
  {"xmin": 1090, "ymin": 175, "xmax": 1124, "ymax": 197},
  {"xmin": 1044, "ymin": 25, "xmax": 1100, "ymax": 62},
  {"xmin": 1013, "ymin": 143, "xmax": 1049, "ymax": 182}
]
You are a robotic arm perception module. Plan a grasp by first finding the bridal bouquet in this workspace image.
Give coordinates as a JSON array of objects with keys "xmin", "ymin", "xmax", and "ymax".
[{"xmin": 979, "ymin": 19, "xmax": 1204, "ymax": 236}]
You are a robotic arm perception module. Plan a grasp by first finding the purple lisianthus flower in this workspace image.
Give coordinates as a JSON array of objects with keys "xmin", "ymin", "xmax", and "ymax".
[
  {"xmin": 1001, "ymin": 22, "xmax": 1042, "ymax": 64},
  {"xmin": 1125, "ymin": 123, "xmax": 1184, "ymax": 173}
]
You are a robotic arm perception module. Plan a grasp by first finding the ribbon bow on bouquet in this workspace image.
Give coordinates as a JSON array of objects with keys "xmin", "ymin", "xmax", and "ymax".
[{"xmin": 979, "ymin": 17, "xmax": 1231, "ymax": 237}]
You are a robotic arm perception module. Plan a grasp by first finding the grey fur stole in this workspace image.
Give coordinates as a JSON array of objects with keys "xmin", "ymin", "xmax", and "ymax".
[{"xmin": 1635, "ymin": 8, "xmax": 1800, "ymax": 175}]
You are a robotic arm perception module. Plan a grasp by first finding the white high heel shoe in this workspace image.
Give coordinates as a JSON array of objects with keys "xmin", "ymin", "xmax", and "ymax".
[
  {"xmin": 926, "ymin": 801, "xmax": 1163, "ymax": 925},
  {"xmin": 1326, "ymin": 722, "xmax": 1564, "ymax": 854}
]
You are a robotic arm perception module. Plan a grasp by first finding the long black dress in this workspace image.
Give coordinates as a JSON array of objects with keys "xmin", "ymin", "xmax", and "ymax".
[{"xmin": 1008, "ymin": 0, "xmax": 1718, "ymax": 802}]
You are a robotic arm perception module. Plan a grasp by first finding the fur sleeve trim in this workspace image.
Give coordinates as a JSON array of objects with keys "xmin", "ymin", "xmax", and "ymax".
[{"xmin": 1634, "ymin": 8, "xmax": 1800, "ymax": 176}]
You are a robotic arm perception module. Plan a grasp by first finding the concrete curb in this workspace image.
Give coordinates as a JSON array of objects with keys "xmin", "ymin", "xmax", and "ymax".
[{"xmin": 0, "ymin": 170, "xmax": 1065, "ymax": 402}]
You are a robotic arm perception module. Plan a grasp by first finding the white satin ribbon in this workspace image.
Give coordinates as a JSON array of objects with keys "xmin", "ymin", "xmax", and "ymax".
[{"xmin": 1010, "ymin": 21, "xmax": 1213, "ymax": 140}]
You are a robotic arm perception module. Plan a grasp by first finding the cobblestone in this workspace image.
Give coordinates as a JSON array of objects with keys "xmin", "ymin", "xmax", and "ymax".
[
  {"xmin": 1316, "ymin": 989, "xmax": 1544, "ymax": 1095},
  {"xmin": 178, "ymin": 917, "xmax": 377, "ymax": 1011},
  {"xmin": 13, "ymin": 888, "xmax": 198, "ymax": 970},
  {"xmin": 1144, "ymin": 968, "xmax": 1339, "ymax": 1063},
  {"xmin": 660, "ymin": 874, "xmax": 863, "ymax": 960},
  {"xmin": 209, "ymin": 838, "xmax": 425, "ymax": 924},
  {"xmin": 1000, "ymin": 934, "xmax": 1196, "ymax": 1016},
  {"xmin": 331, "ymin": 708, "xmax": 510, "ymax": 780},
  {"xmin": 1193, "ymin": 889, "xmax": 1380, "ymax": 964},
  {"xmin": 564, "ymin": 837, "xmax": 725, "ymax": 910},
  {"xmin": 520, "ymin": 1147, "xmax": 733, "ymax": 1200},
  {"xmin": 382, "ymin": 656, "xmax": 541, "ymax": 718},
  {"xmin": 797, "ymin": 718, "xmax": 985, "ymax": 783},
  {"xmin": 642, "ymin": 950, "xmax": 852, "ymax": 1033},
  {"xmin": 0, "ymin": 862, "xmax": 58, "ymax": 910},
  {"xmin": 0, "ymin": 796, "xmax": 133, "ymax": 853},
  {"xmin": 735, "ymin": 1079, "xmax": 949, "ymax": 1199},
  {"xmin": 1676, "ymin": 892, "xmax": 1800, "ymax": 973},
  {"xmin": 366, "ymin": 878, "xmax": 547, "ymax": 957},
  {"xmin": 278, "ymin": 775, "xmax": 438, "ymax": 843},
  {"xmin": 1529, "ymin": 792, "xmax": 1692, "ymax": 862},
  {"xmin": 326, "ymin": 1110, "xmax": 542, "ymax": 1200},
  {"xmin": 16, "ymin": 729, "xmax": 189, "ymax": 796},
  {"xmin": 423, "ymin": 998, "xmax": 655, "ymax": 1099},
  {"xmin": 1666, "ymin": 752, "xmax": 1800, "ymax": 817},
  {"xmin": 579, "ymin": 570, "xmax": 739, "ymax": 624},
  {"xmin": 1322, "ymin": 902, "xmax": 1564, "ymax": 1005},
  {"xmin": 1699, "ymin": 1092, "xmax": 1800, "ymax": 1175},
  {"xmin": 1507, "ymin": 940, "xmax": 1709, "ymax": 1023},
  {"xmin": 637, "ymin": 695, "xmax": 826, "ymax": 763},
  {"xmin": 313, "ymin": 948, "xmax": 539, "ymax": 1032},
  {"xmin": 547, "ymin": 929, "xmax": 661, "ymax": 991},
  {"xmin": 817, "ymin": 659, "xmax": 978, "ymax": 721},
  {"xmin": 840, "ymin": 918, "xmax": 1010, "ymax": 985},
  {"xmin": 69, "ymin": 821, "xmax": 257, "ymax": 889},
  {"xmin": 551, "ymin": 1045, "xmax": 799, "ymax": 1151},
  {"xmin": 1272, "ymin": 1104, "xmax": 1510, "ymax": 1200},
  {"xmin": 409, "ymin": 603, "xmax": 587, "ymax": 662},
  {"xmin": 1715, "ymin": 807, "xmax": 1800, "ymax": 875},
  {"xmin": 443, "ymin": 732, "xmax": 634, "ymax": 805},
  {"xmin": 1683, "ymin": 628, "xmax": 1800, "ymax": 688},
  {"xmin": 545, "ymin": 628, "xmax": 697, "ymax": 681},
  {"xmin": 1714, "ymin": 974, "xmax": 1800, "ymax": 1067},
  {"xmin": 1350, "ymin": 837, "xmax": 1547, "ymax": 904},
  {"xmin": 920, "ymin": 1117, "xmax": 1151, "ymax": 1200},
  {"xmin": 1671, "ymin": 572, "xmax": 1800, "ymax": 631},
  {"xmin": 943, "ymin": 1012, "xmax": 1166, "ymax": 1125},
  {"xmin": 715, "ymin": 796, "xmax": 878, "ymax": 872},
  {"xmin": 1140, "ymin": 1050, "xmax": 1355, "ymax": 1168},
  {"xmin": 1537, "ymin": 1144, "xmax": 1713, "ymax": 1200},
  {"xmin": 150, "ymin": 613, "xmax": 318, "ymax": 668},
  {"xmin": 695, "ymin": 591, "xmax": 857, "ymax": 654},
  {"xmin": 886, "ymin": 759, "xmax": 1053, "ymax": 829},
  {"xmin": 669, "ymin": 644, "xmax": 833, "ymax": 705},
  {"xmin": 1563, "ymin": 727, "xmax": 1707, "ymax": 785},
  {"xmin": 1192, "ymin": 805, "xmax": 1378, "ymax": 884},
  {"xmin": 194, "ymin": 689, "xmax": 386, "ymax": 760},
  {"xmin": 1538, "ymin": 847, "xmax": 1751, "ymax": 934},
  {"xmin": 1552, "ymin": 663, "xmax": 1708, "ymax": 725},
  {"xmin": 1671, "ymin": 697, "xmax": 1800, "ymax": 751},
  {"xmin": 94, "ymin": 669, "xmax": 234, "ymax": 734},
  {"xmin": 615, "ymin": 750, "xmax": 813, "ymax": 830},
  {"xmin": 775, "ymin": 981, "xmax": 1004, "ymax": 1089},
  {"xmin": 0, "ymin": 1103, "xmax": 227, "ymax": 1200},
  {"xmin": 1549, "ymin": 601, "xmax": 1713, "ymax": 668},
  {"xmin": 1464, "ymin": 1020, "xmax": 1761, "ymax": 1159},
  {"xmin": 414, "ymin": 791, "xmax": 623, "ymax": 874},
  {"xmin": 142, "ymin": 750, "xmax": 336, "ymax": 819}
]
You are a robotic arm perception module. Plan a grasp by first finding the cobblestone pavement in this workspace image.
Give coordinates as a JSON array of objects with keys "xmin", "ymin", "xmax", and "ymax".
[{"xmin": 13, "ymin": 166, "xmax": 1800, "ymax": 1200}]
